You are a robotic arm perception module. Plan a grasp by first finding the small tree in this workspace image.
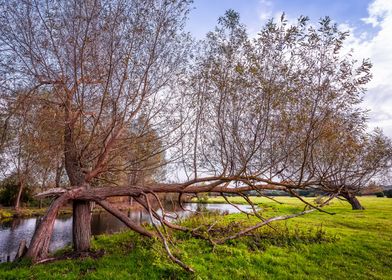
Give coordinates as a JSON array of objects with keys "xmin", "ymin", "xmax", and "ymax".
[{"xmin": 0, "ymin": 174, "xmax": 34, "ymax": 207}]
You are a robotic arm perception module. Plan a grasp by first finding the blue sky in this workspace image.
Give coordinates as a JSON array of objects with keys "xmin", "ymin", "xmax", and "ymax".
[
  {"xmin": 186, "ymin": 0, "xmax": 392, "ymax": 137},
  {"xmin": 187, "ymin": 0, "xmax": 372, "ymax": 38}
]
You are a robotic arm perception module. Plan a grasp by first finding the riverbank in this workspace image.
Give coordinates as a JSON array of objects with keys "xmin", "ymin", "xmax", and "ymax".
[
  {"xmin": 0, "ymin": 207, "xmax": 72, "ymax": 223},
  {"xmin": 1, "ymin": 197, "xmax": 391, "ymax": 279},
  {"xmin": 0, "ymin": 202, "xmax": 148, "ymax": 223}
]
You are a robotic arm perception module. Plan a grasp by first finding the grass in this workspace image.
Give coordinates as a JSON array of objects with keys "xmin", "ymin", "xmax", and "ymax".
[
  {"xmin": 0, "ymin": 207, "xmax": 74, "ymax": 223},
  {"xmin": 0, "ymin": 196, "xmax": 391, "ymax": 279},
  {"xmin": 0, "ymin": 208, "xmax": 13, "ymax": 222}
]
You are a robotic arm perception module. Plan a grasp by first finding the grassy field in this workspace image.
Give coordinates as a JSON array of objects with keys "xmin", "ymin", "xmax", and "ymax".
[{"xmin": 0, "ymin": 196, "xmax": 391, "ymax": 279}]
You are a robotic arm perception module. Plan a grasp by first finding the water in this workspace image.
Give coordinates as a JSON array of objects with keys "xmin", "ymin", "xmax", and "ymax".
[{"xmin": 0, "ymin": 203, "xmax": 254, "ymax": 262}]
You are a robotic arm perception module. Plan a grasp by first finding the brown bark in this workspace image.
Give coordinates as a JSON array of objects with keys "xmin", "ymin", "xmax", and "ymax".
[
  {"xmin": 64, "ymin": 97, "xmax": 92, "ymax": 252},
  {"xmin": 62, "ymin": 182, "xmax": 286, "ymax": 201},
  {"xmin": 96, "ymin": 200, "xmax": 155, "ymax": 238},
  {"xmin": 342, "ymin": 194, "xmax": 365, "ymax": 210},
  {"xmin": 25, "ymin": 189, "xmax": 81, "ymax": 260},
  {"xmin": 14, "ymin": 240, "xmax": 27, "ymax": 261},
  {"xmin": 72, "ymin": 200, "xmax": 91, "ymax": 251},
  {"xmin": 33, "ymin": 182, "xmax": 289, "ymax": 207},
  {"xmin": 55, "ymin": 160, "xmax": 63, "ymax": 188},
  {"xmin": 14, "ymin": 177, "xmax": 25, "ymax": 210}
]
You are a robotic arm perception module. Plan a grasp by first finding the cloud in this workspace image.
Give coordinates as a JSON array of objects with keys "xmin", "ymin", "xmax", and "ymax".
[
  {"xmin": 252, "ymin": 0, "xmax": 392, "ymax": 136},
  {"xmin": 257, "ymin": 0, "xmax": 273, "ymax": 22},
  {"xmin": 362, "ymin": 0, "xmax": 392, "ymax": 27},
  {"xmin": 344, "ymin": 0, "xmax": 392, "ymax": 137}
]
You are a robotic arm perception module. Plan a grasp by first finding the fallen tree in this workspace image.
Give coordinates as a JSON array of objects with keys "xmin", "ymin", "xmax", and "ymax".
[{"xmin": 24, "ymin": 179, "xmax": 338, "ymax": 271}]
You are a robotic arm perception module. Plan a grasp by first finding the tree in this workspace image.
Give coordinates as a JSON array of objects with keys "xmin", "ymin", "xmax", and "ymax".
[
  {"xmin": 0, "ymin": 174, "xmax": 34, "ymax": 207},
  {"xmin": 0, "ymin": 0, "xmax": 191, "ymax": 254},
  {"xmin": 320, "ymin": 128, "xmax": 392, "ymax": 209},
  {"xmin": 0, "ymin": 92, "xmax": 35, "ymax": 210},
  {"xmin": 183, "ymin": 11, "xmax": 383, "ymax": 208},
  {"xmin": 0, "ymin": 5, "xmax": 389, "ymax": 271},
  {"xmin": 0, "ymin": 90, "xmax": 66, "ymax": 209}
]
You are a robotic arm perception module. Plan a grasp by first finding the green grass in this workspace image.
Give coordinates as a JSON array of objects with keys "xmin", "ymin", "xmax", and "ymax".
[
  {"xmin": 0, "ymin": 207, "xmax": 73, "ymax": 222},
  {"xmin": 0, "ymin": 197, "xmax": 391, "ymax": 280},
  {"xmin": 0, "ymin": 208, "xmax": 13, "ymax": 222}
]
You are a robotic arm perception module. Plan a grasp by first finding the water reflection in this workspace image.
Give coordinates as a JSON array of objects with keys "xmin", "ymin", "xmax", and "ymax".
[{"xmin": 0, "ymin": 203, "xmax": 254, "ymax": 262}]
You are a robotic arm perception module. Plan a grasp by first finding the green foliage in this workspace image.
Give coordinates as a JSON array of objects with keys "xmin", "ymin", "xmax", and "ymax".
[
  {"xmin": 0, "ymin": 175, "xmax": 34, "ymax": 207},
  {"xmin": 195, "ymin": 193, "xmax": 209, "ymax": 203}
]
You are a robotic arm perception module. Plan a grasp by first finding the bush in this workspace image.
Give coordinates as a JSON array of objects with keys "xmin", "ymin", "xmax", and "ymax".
[
  {"xmin": 298, "ymin": 190, "xmax": 317, "ymax": 197},
  {"xmin": 385, "ymin": 190, "xmax": 392, "ymax": 198},
  {"xmin": 375, "ymin": 192, "xmax": 384, "ymax": 197},
  {"xmin": 196, "ymin": 192, "xmax": 209, "ymax": 203}
]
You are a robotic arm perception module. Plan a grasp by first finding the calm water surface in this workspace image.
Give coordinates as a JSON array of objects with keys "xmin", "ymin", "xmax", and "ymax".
[{"xmin": 0, "ymin": 203, "xmax": 253, "ymax": 262}]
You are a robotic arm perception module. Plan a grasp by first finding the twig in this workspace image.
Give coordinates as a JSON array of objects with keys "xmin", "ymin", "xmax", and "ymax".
[{"xmin": 144, "ymin": 194, "xmax": 194, "ymax": 273}]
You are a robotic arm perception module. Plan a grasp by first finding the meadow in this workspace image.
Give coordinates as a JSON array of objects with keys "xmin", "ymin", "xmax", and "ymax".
[{"xmin": 0, "ymin": 196, "xmax": 391, "ymax": 280}]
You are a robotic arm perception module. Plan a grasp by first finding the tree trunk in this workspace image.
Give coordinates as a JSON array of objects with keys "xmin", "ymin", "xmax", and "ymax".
[
  {"xmin": 72, "ymin": 200, "xmax": 91, "ymax": 251},
  {"xmin": 342, "ymin": 194, "xmax": 365, "ymax": 210},
  {"xmin": 55, "ymin": 160, "xmax": 63, "ymax": 188},
  {"xmin": 14, "ymin": 239, "xmax": 27, "ymax": 261},
  {"xmin": 14, "ymin": 179, "xmax": 24, "ymax": 211},
  {"xmin": 25, "ymin": 190, "xmax": 78, "ymax": 260},
  {"xmin": 64, "ymin": 96, "xmax": 92, "ymax": 252}
]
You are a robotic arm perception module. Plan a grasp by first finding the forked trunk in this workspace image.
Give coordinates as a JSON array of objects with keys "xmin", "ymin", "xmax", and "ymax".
[{"xmin": 25, "ymin": 190, "xmax": 79, "ymax": 260}]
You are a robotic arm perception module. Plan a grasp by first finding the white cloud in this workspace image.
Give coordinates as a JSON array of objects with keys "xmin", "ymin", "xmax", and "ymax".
[
  {"xmin": 254, "ymin": 0, "xmax": 392, "ymax": 136},
  {"xmin": 345, "ymin": 0, "xmax": 392, "ymax": 137},
  {"xmin": 252, "ymin": 1, "xmax": 296, "ymax": 38},
  {"xmin": 362, "ymin": 0, "xmax": 392, "ymax": 27},
  {"xmin": 257, "ymin": 0, "xmax": 273, "ymax": 22}
]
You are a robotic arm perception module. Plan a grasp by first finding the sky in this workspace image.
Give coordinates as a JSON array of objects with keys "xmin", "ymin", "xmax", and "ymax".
[{"xmin": 186, "ymin": 0, "xmax": 392, "ymax": 137}]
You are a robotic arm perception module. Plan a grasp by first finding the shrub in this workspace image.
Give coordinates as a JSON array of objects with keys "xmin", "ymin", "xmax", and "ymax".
[
  {"xmin": 385, "ymin": 190, "xmax": 392, "ymax": 198},
  {"xmin": 375, "ymin": 192, "xmax": 384, "ymax": 197},
  {"xmin": 196, "ymin": 192, "xmax": 209, "ymax": 203}
]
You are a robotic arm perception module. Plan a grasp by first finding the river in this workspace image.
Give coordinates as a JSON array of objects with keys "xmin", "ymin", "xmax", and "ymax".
[{"xmin": 0, "ymin": 203, "xmax": 253, "ymax": 262}]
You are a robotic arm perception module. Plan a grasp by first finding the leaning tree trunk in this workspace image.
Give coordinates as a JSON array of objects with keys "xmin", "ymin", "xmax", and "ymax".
[
  {"xmin": 342, "ymin": 193, "xmax": 365, "ymax": 210},
  {"xmin": 25, "ymin": 189, "xmax": 81, "ymax": 260},
  {"xmin": 14, "ymin": 178, "xmax": 24, "ymax": 211}
]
